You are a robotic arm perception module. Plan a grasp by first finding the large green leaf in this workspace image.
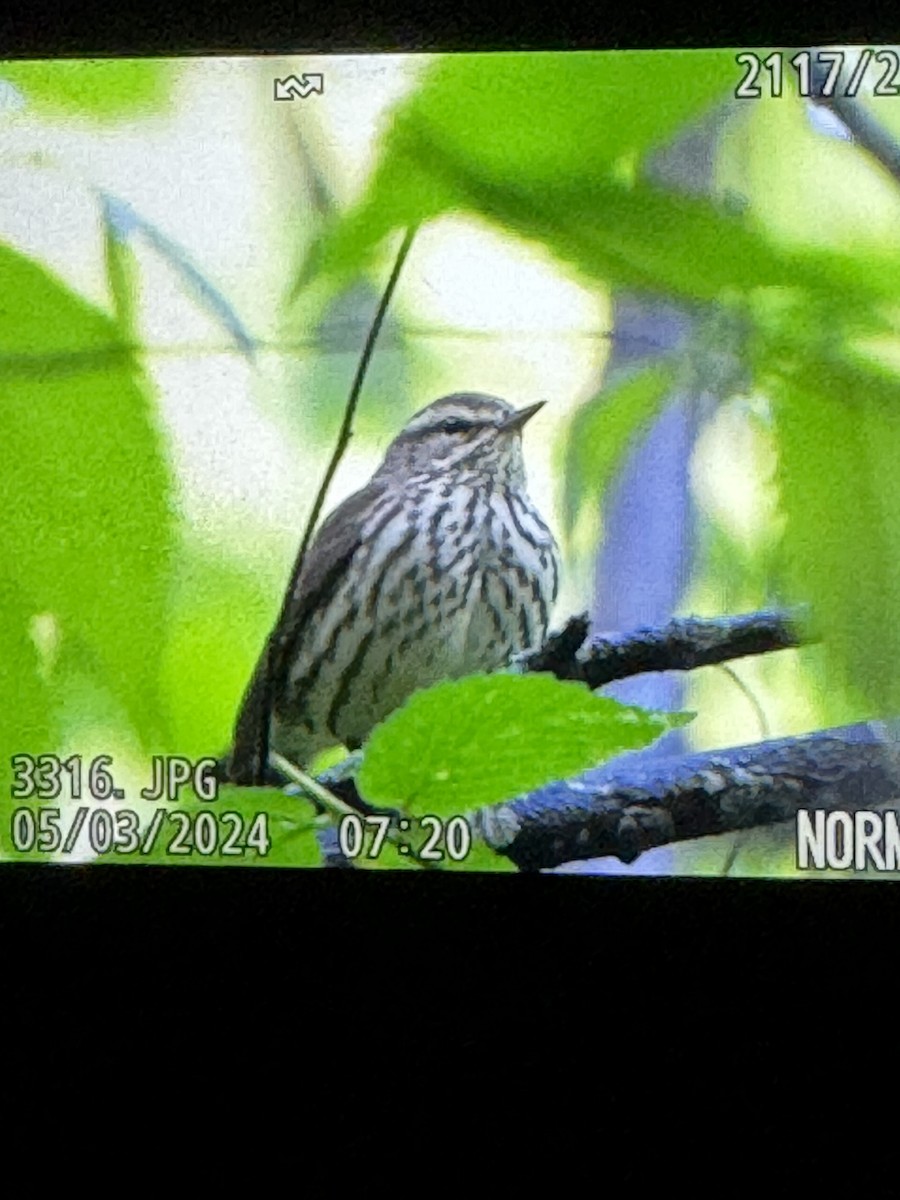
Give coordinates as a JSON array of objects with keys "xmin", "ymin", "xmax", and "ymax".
[
  {"xmin": 774, "ymin": 349, "xmax": 900, "ymax": 717},
  {"xmin": 357, "ymin": 673, "xmax": 693, "ymax": 816},
  {"xmin": 313, "ymin": 136, "xmax": 830, "ymax": 304},
  {"xmin": 0, "ymin": 244, "xmax": 175, "ymax": 748},
  {"xmin": 399, "ymin": 52, "xmax": 740, "ymax": 187}
]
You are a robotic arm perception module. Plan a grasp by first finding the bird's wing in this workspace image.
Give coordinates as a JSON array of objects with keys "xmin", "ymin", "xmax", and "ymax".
[{"xmin": 228, "ymin": 479, "xmax": 388, "ymax": 783}]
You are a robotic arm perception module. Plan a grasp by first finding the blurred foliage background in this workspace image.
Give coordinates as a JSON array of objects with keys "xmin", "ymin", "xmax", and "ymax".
[{"xmin": 3, "ymin": 50, "xmax": 900, "ymax": 874}]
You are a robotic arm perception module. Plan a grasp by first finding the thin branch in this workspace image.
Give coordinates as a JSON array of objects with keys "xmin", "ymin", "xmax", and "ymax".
[
  {"xmin": 272, "ymin": 749, "xmax": 440, "ymax": 869},
  {"xmin": 233, "ymin": 225, "xmax": 418, "ymax": 785},
  {"xmin": 713, "ymin": 663, "xmax": 771, "ymax": 740},
  {"xmin": 270, "ymin": 751, "xmax": 360, "ymax": 823},
  {"xmin": 522, "ymin": 609, "xmax": 810, "ymax": 690},
  {"xmin": 472, "ymin": 724, "xmax": 900, "ymax": 870},
  {"xmin": 284, "ymin": 226, "xmax": 419, "ymax": 594}
]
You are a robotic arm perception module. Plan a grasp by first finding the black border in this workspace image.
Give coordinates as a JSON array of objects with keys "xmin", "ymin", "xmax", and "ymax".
[{"xmin": 1, "ymin": 0, "xmax": 898, "ymax": 57}]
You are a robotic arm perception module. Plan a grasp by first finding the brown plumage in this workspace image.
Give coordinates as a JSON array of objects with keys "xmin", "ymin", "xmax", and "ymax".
[{"xmin": 227, "ymin": 393, "xmax": 559, "ymax": 783}]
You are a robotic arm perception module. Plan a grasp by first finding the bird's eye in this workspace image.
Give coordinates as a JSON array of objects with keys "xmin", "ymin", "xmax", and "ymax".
[{"xmin": 439, "ymin": 417, "xmax": 473, "ymax": 435}]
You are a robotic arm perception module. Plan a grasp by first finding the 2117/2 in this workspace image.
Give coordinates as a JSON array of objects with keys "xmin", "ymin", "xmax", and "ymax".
[{"xmin": 735, "ymin": 49, "xmax": 900, "ymax": 99}]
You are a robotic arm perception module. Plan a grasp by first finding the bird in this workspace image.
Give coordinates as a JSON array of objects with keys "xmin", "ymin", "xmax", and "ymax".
[{"xmin": 225, "ymin": 392, "xmax": 560, "ymax": 784}]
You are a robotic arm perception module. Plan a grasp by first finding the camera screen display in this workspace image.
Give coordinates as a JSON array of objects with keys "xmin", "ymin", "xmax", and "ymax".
[{"xmin": 3, "ymin": 49, "xmax": 900, "ymax": 878}]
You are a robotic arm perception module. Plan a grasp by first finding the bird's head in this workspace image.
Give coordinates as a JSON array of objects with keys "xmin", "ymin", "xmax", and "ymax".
[{"xmin": 379, "ymin": 392, "xmax": 545, "ymax": 487}]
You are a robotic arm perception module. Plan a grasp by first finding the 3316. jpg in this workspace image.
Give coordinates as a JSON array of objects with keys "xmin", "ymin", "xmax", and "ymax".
[{"xmin": 9, "ymin": 754, "xmax": 220, "ymax": 802}]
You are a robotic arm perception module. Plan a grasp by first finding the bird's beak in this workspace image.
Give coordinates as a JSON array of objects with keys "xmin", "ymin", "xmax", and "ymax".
[{"xmin": 499, "ymin": 400, "xmax": 546, "ymax": 433}]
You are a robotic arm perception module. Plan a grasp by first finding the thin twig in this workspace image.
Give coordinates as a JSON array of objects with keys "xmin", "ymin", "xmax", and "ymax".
[
  {"xmin": 270, "ymin": 752, "xmax": 361, "ymax": 822},
  {"xmin": 285, "ymin": 223, "xmax": 417, "ymax": 573},
  {"xmin": 271, "ymin": 751, "xmax": 440, "ymax": 869},
  {"xmin": 715, "ymin": 662, "xmax": 770, "ymax": 741},
  {"xmin": 238, "ymin": 226, "xmax": 418, "ymax": 784}
]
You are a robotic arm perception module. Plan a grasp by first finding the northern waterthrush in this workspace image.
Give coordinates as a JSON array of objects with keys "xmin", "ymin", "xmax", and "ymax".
[{"xmin": 226, "ymin": 392, "xmax": 559, "ymax": 783}]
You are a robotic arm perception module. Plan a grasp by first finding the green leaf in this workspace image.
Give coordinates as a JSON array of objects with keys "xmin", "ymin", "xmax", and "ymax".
[
  {"xmin": 208, "ymin": 786, "xmax": 324, "ymax": 868},
  {"xmin": 313, "ymin": 123, "xmax": 891, "ymax": 317},
  {"xmin": 357, "ymin": 673, "xmax": 693, "ymax": 816},
  {"xmin": 0, "ymin": 59, "xmax": 176, "ymax": 121},
  {"xmin": 299, "ymin": 50, "xmax": 736, "ymax": 297},
  {"xmin": 157, "ymin": 551, "xmax": 275, "ymax": 760},
  {"xmin": 0, "ymin": 579, "xmax": 58, "ymax": 763},
  {"xmin": 398, "ymin": 52, "xmax": 739, "ymax": 188},
  {"xmin": 0, "ymin": 577, "xmax": 61, "ymax": 859},
  {"xmin": 304, "ymin": 53, "xmax": 896, "ymax": 320},
  {"xmin": 562, "ymin": 361, "xmax": 678, "ymax": 537},
  {"xmin": 0, "ymin": 244, "xmax": 176, "ymax": 749},
  {"xmin": 774, "ymin": 350, "xmax": 900, "ymax": 717}
]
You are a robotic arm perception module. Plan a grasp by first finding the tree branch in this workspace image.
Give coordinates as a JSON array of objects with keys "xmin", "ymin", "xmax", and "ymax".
[
  {"xmin": 472, "ymin": 724, "xmax": 900, "ymax": 870},
  {"xmin": 522, "ymin": 609, "xmax": 810, "ymax": 689}
]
